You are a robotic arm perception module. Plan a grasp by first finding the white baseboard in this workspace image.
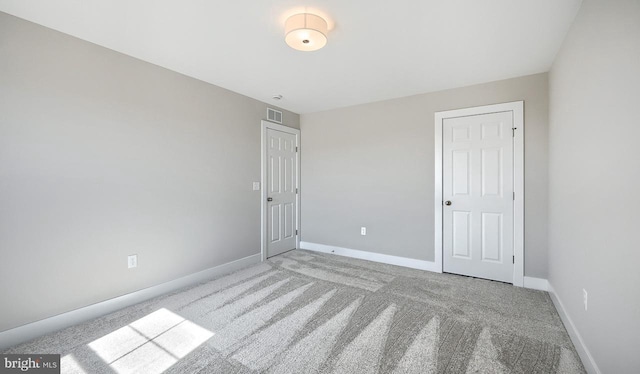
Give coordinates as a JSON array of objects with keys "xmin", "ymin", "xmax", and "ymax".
[
  {"xmin": 300, "ymin": 243, "xmax": 556, "ymax": 292},
  {"xmin": 299, "ymin": 241, "xmax": 441, "ymax": 273},
  {"xmin": 523, "ymin": 276, "xmax": 549, "ymax": 291},
  {"xmin": 0, "ymin": 253, "xmax": 261, "ymax": 351},
  {"xmin": 548, "ymin": 283, "xmax": 601, "ymax": 374}
]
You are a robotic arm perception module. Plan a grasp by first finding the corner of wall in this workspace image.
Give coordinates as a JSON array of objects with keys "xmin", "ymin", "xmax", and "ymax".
[{"xmin": 547, "ymin": 283, "xmax": 601, "ymax": 374}]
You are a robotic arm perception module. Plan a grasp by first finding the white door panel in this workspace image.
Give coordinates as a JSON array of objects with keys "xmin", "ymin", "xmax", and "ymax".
[
  {"xmin": 443, "ymin": 112, "xmax": 514, "ymax": 282},
  {"xmin": 266, "ymin": 128, "xmax": 297, "ymax": 257}
]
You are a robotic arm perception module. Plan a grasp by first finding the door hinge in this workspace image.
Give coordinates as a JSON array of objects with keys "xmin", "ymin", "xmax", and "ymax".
[
  {"xmin": 512, "ymin": 128, "xmax": 517, "ymax": 137},
  {"xmin": 295, "ymin": 146, "xmax": 298, "ymax": 152},
  {"xmin": 513, "ymin": 255, "xmax": 515, "ymax": 264},
  {"xmin": 296, "ymin": 229, "xmax": 298, "ymax": 235},
  {"xmin": 513, "ymin": 192, "xmax": 515, "ymax": 200},
  {"xmin": 296, "ymin": 188, "xmax": 298, "ymax": 194}
]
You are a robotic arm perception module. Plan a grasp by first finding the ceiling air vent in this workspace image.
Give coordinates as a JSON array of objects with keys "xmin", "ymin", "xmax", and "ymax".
[{"xmin": 267, "ymin": 108, "xmax": 283, "ymax": 124}]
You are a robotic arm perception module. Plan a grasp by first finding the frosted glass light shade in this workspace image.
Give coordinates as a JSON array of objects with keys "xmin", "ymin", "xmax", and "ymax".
[{"xmin": 285, "ymin": 13, "xmax": 328, "ymax": 51}]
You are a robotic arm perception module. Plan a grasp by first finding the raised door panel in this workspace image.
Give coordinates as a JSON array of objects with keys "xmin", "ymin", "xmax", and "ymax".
[
  {"xmin": 452, "ymin": 150, "xmax": 471, "ymax": 196},
  {"xmin": 270, "ymin": 205, "xmax": 281, "ymax": 243},
  {"xmin": 481, "ymin": 212, "xmax": 503, "ymax": 262},
  {"xmin": 452, "ymin": 211, "xmax": 471, "ymax": 259},
  {"xmin": 481, "ymin": 148, "xmax": 503, "ymax": 197}
]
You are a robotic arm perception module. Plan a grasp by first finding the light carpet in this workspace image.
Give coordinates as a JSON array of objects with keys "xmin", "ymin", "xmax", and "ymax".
[{"xmin": 4, "ymin": 249, "xmax": 586, "ymax": 373}]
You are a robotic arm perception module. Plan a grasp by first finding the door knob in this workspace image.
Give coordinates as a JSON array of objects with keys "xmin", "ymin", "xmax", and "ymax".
[
  {"xmin": 267, "ymin": 197, "xmax": 273, "ymax": 202},
  {"xmin": 444, "ymin": 200, "xmax": 452, "ymax": 206}
]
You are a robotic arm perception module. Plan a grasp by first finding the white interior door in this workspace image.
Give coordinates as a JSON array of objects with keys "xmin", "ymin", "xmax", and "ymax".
[
  {"xmin": 442, "ymin": 111, "xmax": 514, "ymax": 282},
  {"xmin": 266, "ymin": 128, "xmax": 298, "ymax": 258}
]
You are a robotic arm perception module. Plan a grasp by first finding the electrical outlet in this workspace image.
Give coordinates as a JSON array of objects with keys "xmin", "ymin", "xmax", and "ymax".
[
  {"xmin": 583, "ymin": 289, "xmax": 588, "ymax": 311},
  {"xmin": 361, "ymin": 227, "xmax": 367, "ymax": 235},
  {"xmin": 128, "ymin": 254, "xmax": 138, "ymax": 269},
  {"xmin": 252, "ymin": 182, "xmax": 260, "ymax": 191}
]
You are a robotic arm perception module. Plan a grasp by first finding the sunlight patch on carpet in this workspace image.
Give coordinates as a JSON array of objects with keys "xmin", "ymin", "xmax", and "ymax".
[{"xmin": 86, "ymin": 308, "xmax": 213, "ymax": 374}]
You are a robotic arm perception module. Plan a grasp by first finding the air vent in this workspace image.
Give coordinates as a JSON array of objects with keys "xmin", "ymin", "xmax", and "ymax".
[{"xmin": 267, "ymin": 108, "xmax": 283, "ymax": 124}]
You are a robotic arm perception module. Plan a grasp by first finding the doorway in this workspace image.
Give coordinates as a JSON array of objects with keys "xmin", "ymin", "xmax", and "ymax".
[{"xmin": 434, "ymin": 102, "xmax": 524, "ymax": 285}]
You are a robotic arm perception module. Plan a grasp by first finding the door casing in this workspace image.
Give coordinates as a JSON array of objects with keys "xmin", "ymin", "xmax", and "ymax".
[
  {"xmin": 261, "ymin": 120, "xmax": 301, "ymax": 261},
  {"xmin": 434, "ymin": 101, "xmax": 524, "ymax": 286}
]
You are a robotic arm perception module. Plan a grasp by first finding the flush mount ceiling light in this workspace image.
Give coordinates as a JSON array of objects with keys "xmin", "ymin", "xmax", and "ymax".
[{"xmin": 285, "ymin": 13, "xmax": 328, "ymax": 51}]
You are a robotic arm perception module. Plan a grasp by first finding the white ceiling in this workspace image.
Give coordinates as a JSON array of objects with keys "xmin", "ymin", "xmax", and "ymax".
[{"xmin": 0, "ymin": 1, "xmax": 582, "ymax": 114}]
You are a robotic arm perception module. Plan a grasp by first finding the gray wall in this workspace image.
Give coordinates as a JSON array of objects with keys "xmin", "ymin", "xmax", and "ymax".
[
  {"xmin": 0, "ymin": 12, "xmax": 298, "ymax": 332},
  {"xmin": 548, "ymin": 0, "xmax": 640, "ymax": 372},
  {"xmin": 301, "ymin": 73, "xmax": 549, "ymax": 278}
]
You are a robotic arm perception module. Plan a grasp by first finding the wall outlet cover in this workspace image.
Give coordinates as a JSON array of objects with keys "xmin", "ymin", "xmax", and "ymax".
[{"xmin": 128, "ymin": 254, "xmax": 138, "ymax": 269}]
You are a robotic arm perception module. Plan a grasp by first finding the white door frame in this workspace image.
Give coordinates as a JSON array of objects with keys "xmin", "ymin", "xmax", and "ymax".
[
  {"xmin": 261, "ymin": 120, "xmax": 301, "ymax": 261},
  {"xmin": 434, "ymin": 101, "xmax": 524, "ymax": 286}
]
